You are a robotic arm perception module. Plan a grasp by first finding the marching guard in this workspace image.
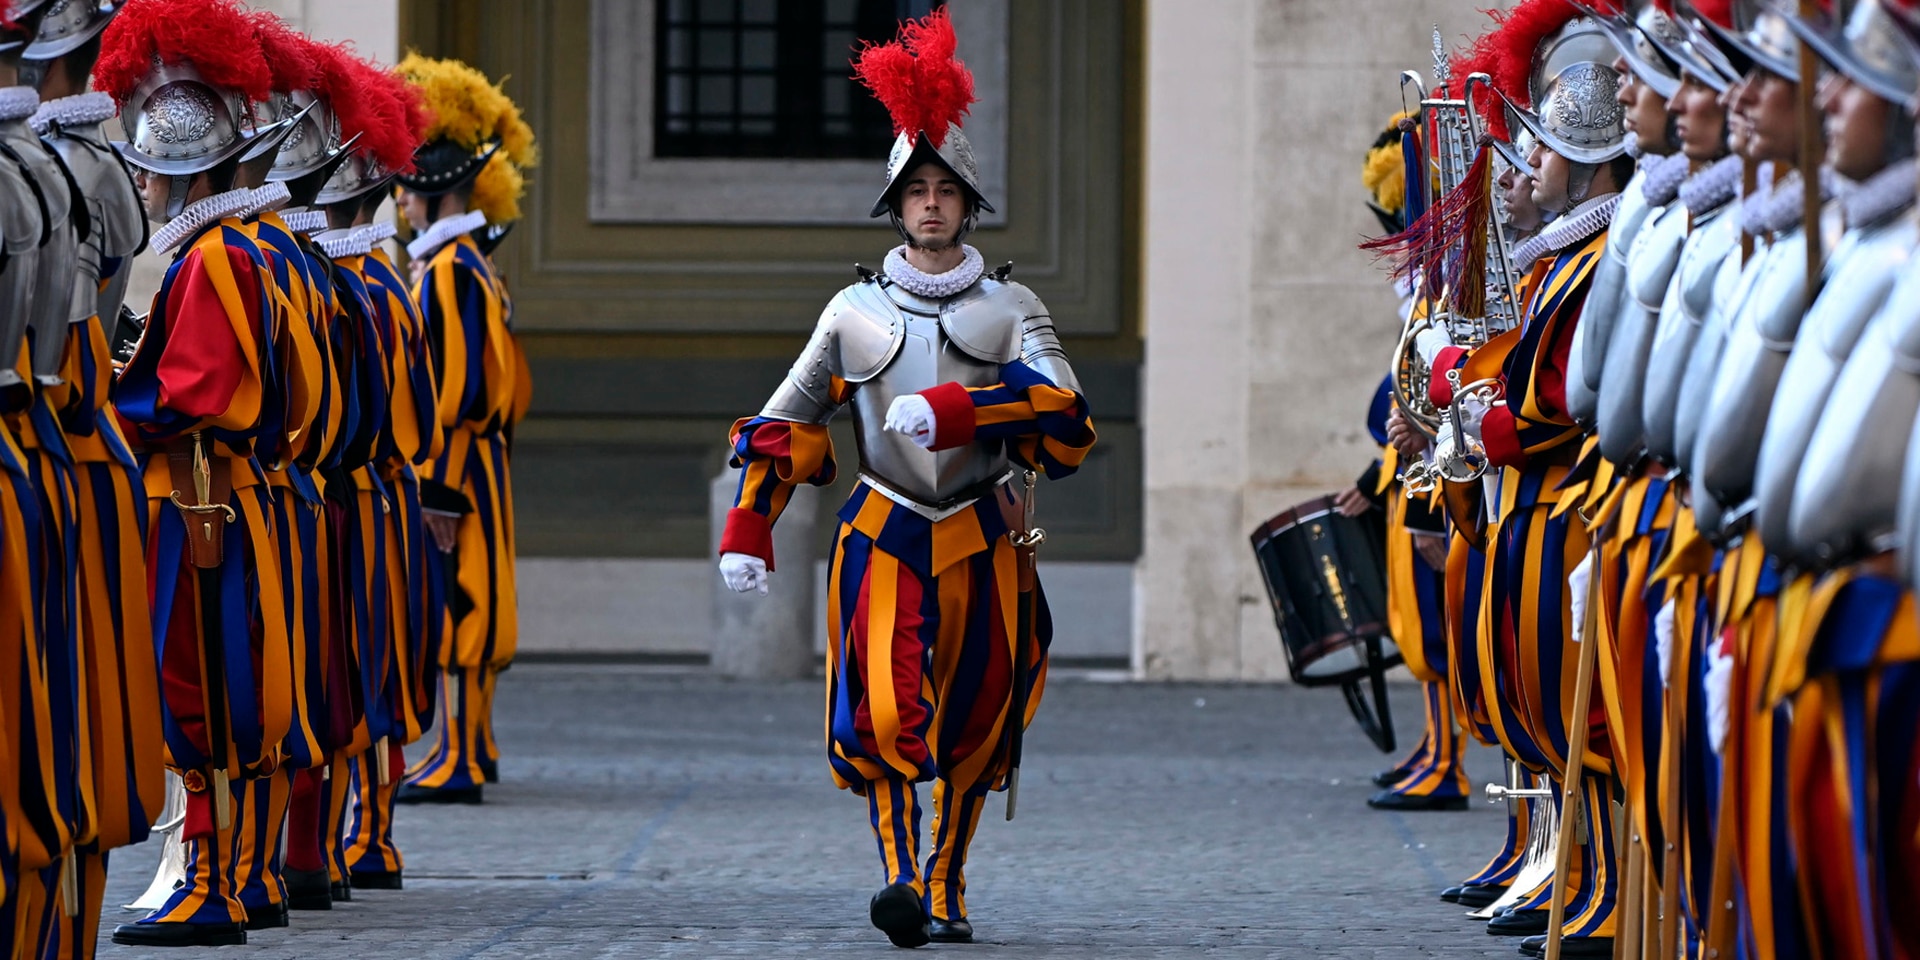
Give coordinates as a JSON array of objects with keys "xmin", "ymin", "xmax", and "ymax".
[{"xmin": 717, "ymin": 9, "xmax": 1095, "ymax": 948}]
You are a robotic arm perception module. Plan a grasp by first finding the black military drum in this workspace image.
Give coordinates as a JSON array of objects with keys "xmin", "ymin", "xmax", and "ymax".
[{"xmin": 1249, "ymin": 495, "xmax": 1402, "ymax": 752}]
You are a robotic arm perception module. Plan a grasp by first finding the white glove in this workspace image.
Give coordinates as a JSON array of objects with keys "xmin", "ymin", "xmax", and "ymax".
[
  {"xmin": 884, "ymin": 394, "xmax": 937, "ymax": 450},
  {"xmin": 719, "ymin": 551, "xmax": 769, "ymax": 596},
  {"xmin": 1568, "ymin": 553, "xmax": 1593, "ymax": 645},
  {"xmin": 1414, "ymin": 325, "xmax": 1452, "ymax": 365},
  {"xmin": 1454, "ymin": 393, "xmax": 1494, "ymax": 442},
  {"xmin": 1705, "ymin": 644, "xmax": 1735, "ymax": 755},
  {"xmin": 1655, "ymin": 597, "xmax": 1678, "ymax": 688}
]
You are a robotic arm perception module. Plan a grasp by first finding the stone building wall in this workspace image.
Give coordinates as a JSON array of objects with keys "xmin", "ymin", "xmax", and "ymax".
[{"xmin": 1137, "ymin": 0, "xmax": 1507, "ymax": 679}]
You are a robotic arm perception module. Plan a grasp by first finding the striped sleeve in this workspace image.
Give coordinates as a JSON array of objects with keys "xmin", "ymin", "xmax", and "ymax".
[
  {"xmin": 917, "ymin": 359, "xmax": 1096, "ymax": 478},
  {"xmin": 719, "ymin": 377, "xmax": 852, "ymax": 568}
]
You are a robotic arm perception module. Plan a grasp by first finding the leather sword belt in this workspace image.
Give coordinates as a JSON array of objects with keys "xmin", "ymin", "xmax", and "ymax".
[
  {"xmin": 160, "ymin": 434, "xmax": 236, "ymax": 569},
  {"xmin": 859, "ymin": 468, "xmax": 1015, "ymax": 523}
]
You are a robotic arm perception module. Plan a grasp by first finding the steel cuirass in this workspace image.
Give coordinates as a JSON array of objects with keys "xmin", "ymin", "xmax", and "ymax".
[
  {"xmin": 758, "ymin": 274, "xmax": 1078, "ymax": 517},
  {"xmin": 0, "ymin": 137, "xmax": 46, "ymax": 393},
  {"xmin": 1643, "ymin": 205, "xmax": 1740, "ymax": 464},
  {"xmin": 41, "ymin": 118, "xmax": 147, "ymax": 345},
  {"xmin": 1675, "ymin": 234, "xmax": 1763, "ymax": 478},
  {"xmin": 1568, "ymin": 167, "xmax": 1657, "ymax": 425},
  {"xmin": 1753, "ymin": 217, "xmax": 1917, "ymax": 561},
  {"xmin": 1694, "ymin": 225, "xmax": 1812, "ymax": 517},
  {"xmin": 0, "ymin": 115, "xmax": 78, "ymax": 384},
  {"xmin": 1596, "ymin": 199, "xmax": 1687, "ymax": 464},
  {"xmin": 1796, "ymin": 266, "xmax": 1920, "ymax": 566}
]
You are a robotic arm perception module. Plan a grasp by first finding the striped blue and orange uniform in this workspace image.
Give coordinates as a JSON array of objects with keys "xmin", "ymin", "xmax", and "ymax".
[
  {"xmin": 724, "ymin": 354, "xmax": 1093, "ymax": 922},
  {"xmin": 344, "ymin": 241, "xmax": 444, "ymax": 879},
  {"xmin": 404, "ymin": 231, "xmax": 528, "ymax": 796},
  {"xmin": 0, "ymin": 371, "xmax": 54, "ymax": 946},
  {"xmin": 42, "ymin": 241, "xmax": 163, "ymax": 957},
  {"xmin": 1765, "ymin": 562, "xmax": 1919, "ymax": 960},
  {"xmin": 111, "ymin": 215, "xmax": 295, "ymax": 930},
  {"xmin": 1475, "ymin": 229, "xmax": 1617, "ymax": 942}
]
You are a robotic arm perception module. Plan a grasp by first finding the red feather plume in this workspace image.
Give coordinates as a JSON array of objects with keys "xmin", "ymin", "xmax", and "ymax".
[
  {"xmin": 250, "ymin": 12, "xmax": 321, "ymax": 95},
  {"xmin": 308, "ymin": 45, "xmax": 419, "ymax": 175},
  {"xmin": 1686, "ymin": 0, "xmax": 1736, "ymax": 28},
  {"xmin": 93, "ymin": 0, "xmax": 272, "ymax": 106},
  {"xmin": 851, "ymin": 7, "xmax": 976, "ymax": 148}
]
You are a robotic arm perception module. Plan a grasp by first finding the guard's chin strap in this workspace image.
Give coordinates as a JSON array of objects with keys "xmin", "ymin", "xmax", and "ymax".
[
  {"xmin": 426, "ymin": 192, "xmax": 443, "ymax": 223},
  {"xmin": 1567, "ymin": 161, "xmax": 1600, "ymax": 207},
  {"xmin": 1888, "ymin": 108, "xmax": 1917, "ymax": 163},
  {"xmin": 166, "ymin": 174, "xmax": 191, "ymax": 221}
]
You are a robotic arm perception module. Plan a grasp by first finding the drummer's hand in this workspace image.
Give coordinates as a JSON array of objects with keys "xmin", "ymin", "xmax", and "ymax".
[
  {"xmin": 1413, "ymin": 533, "xmax": 1449, "ymax": 571},
  {"xmin": 423, "ymin": 512, "xmax": 460, "ymax": 554},
  {"xmin": 1334, "ymin": 485, "xmax": 1372, "ymax": 517},
  {"xmin": 1386, "ymin": 406, "xmax": 1429, "ymax": 461}
]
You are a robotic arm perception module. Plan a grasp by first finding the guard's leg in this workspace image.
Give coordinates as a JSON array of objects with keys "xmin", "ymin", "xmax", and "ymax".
[
  {"xmin": 111, "ymin": 777, "xmax": 249, "ymax": 946},
  {"xmin": 924, "ymin": 778, "xmax": 990, "ymax": 924},
  {"xmin": 866, "ymin": 775, "xmax": 930, "ymax": 948},
  {"xmin": 322, "ymin": 754, "xmax": 355, "ymax": 900},
  {"xmin": 283, "ymin": 766, "xmax": 332, "ymax": 909},
  {"xmin": 345, "ymin": 740, "xmax": 407, "ymax": 887},
  {"xmin": 399, "ymin": 667, "xmax": 486, "ymax": 801},
  {"xmin": 232, "ymin": 771, "xmax": 292, "ymax": 929}
]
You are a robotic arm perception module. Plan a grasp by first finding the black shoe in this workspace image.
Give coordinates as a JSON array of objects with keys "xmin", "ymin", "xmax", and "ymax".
[
  {"xmin": 330, "ymin": 881, "xmax": 353, "ymax": 903},
  {"xmin": 868, "ymin": 882, "xmax": 930, "ymax": 949},
  {"xmin": 1439, "ymin": 885, "xmax": 1465, "ymax": 903},
  {"xmin": 1372, "ymin": 766, "xmax": 1413, "ymax": 788},
  {"xmin": 479, "ymin": 758, "xmax": 499, "ymax": 783},
  {"xmin": 1519, "ymin": 934, "xmax": 1614, "ymax": 958},
  {"xmin": 110, "ymin": 922, "xmax": 247, "ymax": 947},
  {"xmin": 285, "ymin": 869, "xmax": 332, "ymax": 911},
  {"xmin": 395, "ymin": 783, "xmax": 483, "ymax": 805},
  {"xmin": 1457, "ymin": 884, "xmax": 1508, "ymax": 909},
  {"xmin": 243, "ymin": 903, "xmax": 288, "ymax": 931},
  {"xmin": 929, "ymin": 917, "xmax": 973, "ymax": 943},
  {"xmin": 1367, "ymin": 790, "xmax": 1470, "ymax": 811},
  {"xmin": 1486, "ymin": 910, "xmax": 1551, "ymax": 936},
  {"xmin": 349, "ymin": 870, "xmax": 403, "ymax": 891}
]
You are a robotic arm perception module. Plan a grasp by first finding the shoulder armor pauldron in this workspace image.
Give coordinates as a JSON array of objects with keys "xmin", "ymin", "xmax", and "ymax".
[
  {"xmin": 939, "ymin": 278, "xmax": 1038, "ymax": 364},
  {"xmin": 830, "ymin": 279, "xmax": 905, "ymax": 384}
]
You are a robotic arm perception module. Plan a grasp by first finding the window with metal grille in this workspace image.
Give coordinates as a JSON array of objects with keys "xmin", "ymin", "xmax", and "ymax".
[{"xmin": 654, "ymin": 0, "xmax": 942, "ymax": 159}]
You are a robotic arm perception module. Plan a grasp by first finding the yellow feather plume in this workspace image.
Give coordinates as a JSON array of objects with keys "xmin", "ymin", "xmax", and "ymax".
[
  {"xmin": 394, "ymin": 50, "xmax": 539, "ymax": 170},
  {"xmin": 1361, "ymin": 111, "xmax": 1416, "ymax": 216},
  {"xmin": 468, "ymin": 152, "xmax": 525, "ymax": 227}
]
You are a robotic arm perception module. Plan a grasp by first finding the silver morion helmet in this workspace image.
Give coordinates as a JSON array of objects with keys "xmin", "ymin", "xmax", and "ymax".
[
  {"xmin": 871, "ymin": 125, "xmax": 993, "ymax": 219},
  {"xmin": 1514, "ymin": 60, "xmax": 1630, "ymax": 166},
  {"xmin": 115, "ymin": 62, "xmax": 254, "ymax": 177},
  {"xmin": 23, "ymin": 0, "xmax": 120, "ymax": 60},
  {"xmin": 1788, "ymin": 0, "xmax": 1919, "ymax": 108}
]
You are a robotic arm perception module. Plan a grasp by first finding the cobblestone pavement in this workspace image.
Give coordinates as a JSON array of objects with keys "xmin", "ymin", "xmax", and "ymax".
[{"xmin": 101, "ymin": 665, "xmax": 1526, "ymax": 958}]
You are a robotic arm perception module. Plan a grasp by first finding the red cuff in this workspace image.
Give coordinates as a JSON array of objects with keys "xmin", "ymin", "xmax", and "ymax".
[
  {"xmin": 1428, "ymin": 346, "xmax": 1470, "ymax": 407},
  {"xmin": 719, "ymin": 507, "xmax": 776, "ymax": 571},
  {"xmin": 1481, "ymin": 406, "xmax": 1525, "ymax": 469},
  {"xmin": 919, "ymin": 381, "xmax": 977, "ymax": 451}
]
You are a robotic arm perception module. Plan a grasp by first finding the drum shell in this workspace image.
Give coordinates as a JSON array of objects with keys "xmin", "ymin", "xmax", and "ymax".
[{"xmin": 1249, "ymin": 496, "xmax": 1398, "ymax": 686}]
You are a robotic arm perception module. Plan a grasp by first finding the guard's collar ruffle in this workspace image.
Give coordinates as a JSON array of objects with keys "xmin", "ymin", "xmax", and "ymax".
[
  {"xmin": 883, "ymin": 243, "xmax": 983, "ymax": 299},
  {"xmin": 151, "ymin": 187, "xmax": 256, "ymax": 256},
  {"xmin": 30, "ymin": 92, "xmax": 115, "ymax": 134},
  {"xmin": 406, "ymin": 210, "xmax": 486, "ymax": 261}
]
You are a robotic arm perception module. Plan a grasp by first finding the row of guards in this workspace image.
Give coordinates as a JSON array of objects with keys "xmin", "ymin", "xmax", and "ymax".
[
  {"xmin": 1257, "ymin": 0, "xmax": 1920, "ymax": 958},
  {"xmin": 0, "ymin": 0, "xmax": 532, "ymax": 953}
]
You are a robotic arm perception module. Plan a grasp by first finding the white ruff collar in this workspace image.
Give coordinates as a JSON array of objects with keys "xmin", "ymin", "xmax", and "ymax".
[
  {"xmin": 151, "ymin": 187, "xmax": 255, "ymax": 256},
  {"xmin": 239, "ymin": 183, "xmax": 291, "ymax": 219},
  {"xmin": 1640, "ymin": 152, "xmax": 1690, "ymax": 207},
  {"xmin": 884, "ymin": 243, "xmax": 984, "ymax": 298},
  {"xmin": 1678, "ymin": 154, "xmax": 1744, "ymax": 216},
  {"xmin": 1742, "ymin": 168, "xmax": 1842, "ymax": 236},
  {"xmin": 315, "ymin": 227, "xmax": 371, "ymax": 260},
  {"xmin": 279, "ymin": 206, "xmax": 328, "ymax": 235},
  {"xmin": 406, "ymin": 210, "xmax": 485, "ymax": 261},
  {"xmin": 1841, "ymin": 159, "xmax": 1918, "ymax": 230},
  {"xmin": 0, "ymin": 86, "xmax": 39, "ymax": 123},
  {"xmin": 1533, "ymin": 193, "xmax": 1621, "ymax": 255},
  {"xmin": 357, "ymin": 221, "xmax": 397, "ymax": 248},
  {"xmin": 30, "ymin": 92, "xmax": 115, "ymax": 134}
]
